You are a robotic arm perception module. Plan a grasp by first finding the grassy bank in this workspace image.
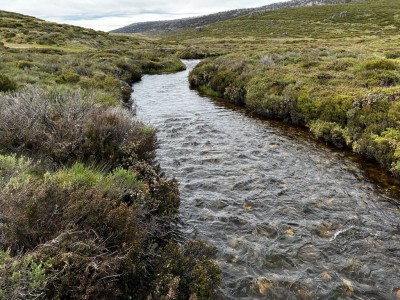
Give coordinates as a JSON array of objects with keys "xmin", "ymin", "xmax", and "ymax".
[
  {"xmin": 183, "ymin": 0, "xmax": 400, "ymax": 177},
  {"xmin": 0, "ymin": 10, "xmax": 221, "ymax": 299}
]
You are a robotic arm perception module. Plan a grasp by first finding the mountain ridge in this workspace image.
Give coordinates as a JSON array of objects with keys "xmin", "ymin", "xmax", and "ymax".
[{"xmin": 111, "ymin": 0, "xmax": 369, "ymax": 33}]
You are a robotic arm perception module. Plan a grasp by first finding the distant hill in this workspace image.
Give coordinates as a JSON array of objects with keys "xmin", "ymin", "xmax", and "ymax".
[{"xmin": 111, "ymin": 0, "xmax": 368, "ymax": 33}]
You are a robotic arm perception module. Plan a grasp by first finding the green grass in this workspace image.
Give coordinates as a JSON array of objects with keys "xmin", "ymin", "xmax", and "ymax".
[
  {"xmin": 152, "ymin": 0, "xmax": 399, "ymax": 60},
  {"xmin": 166, "ymin": 0, "xmax": 399, "ymax": 40}
]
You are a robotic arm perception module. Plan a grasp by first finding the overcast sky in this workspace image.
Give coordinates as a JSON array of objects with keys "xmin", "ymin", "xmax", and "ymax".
[{"xmin": 1, "ymin": 0, "xmax": 286, "ymax": 31}]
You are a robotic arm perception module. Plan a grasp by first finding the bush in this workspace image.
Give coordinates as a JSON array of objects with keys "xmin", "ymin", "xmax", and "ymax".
[
  {"xmin": 114, "ymin": 59, "xmax": 142, "ymax": 83},
  {"xmin": 0, "ymin": 87, "xmax": 92, "ymax": 165},
  {"xmin": 81, "ymin": 107, "xmax": 156, "ymax": 168},
  {"xmin": 16, "ymin": 60, "xmax": 33, "ymax": 69},
  {"xmin": 177, "ymin": 48, "xmax": 209, "ymax": 59},
  {"xmin": 189, "ymin": 60, "xmax": 217, "ymax": 88},
  {"xmin": 309, "ymin": 120, "xmax": 347, "ymax": 148},
  {"xmin": 0, "ymin": 74, "xmax": 17, "ymax": 92},
  {"xmin": 246, "ymin": 75, "xmax": 301, "ymax": 123},
  {"xmin": 356, "ymin": 69, "xmax": 400, "ymax": 87},
  {"xmin": 0, "ymin": 88, "xmax": 155, "ymax": 168},
  {"xmin": 354, "ymin": 132, "xmax": 397, "ymax": 169},
  {"xmin": 0, "ymin": 161, "xmax": 219, "ymax": 299},
  {"xmin": 0, "ymin": 250, "xmax": 49, "ymax": 299},
  {"xmin": 385, "ymin": 51, "xmax": 400, "ymax": 59},
  {"xmin": 358, "ymin": 59, "xmax": 398, "ymax": 71},
  {"xmin": 149, "ymin": 241, "xmax": 221, "ymax": 299},
  {"xmin": 55, "ymin": 70, "xmax": 80, "ymax": 83},
  {"xmin": 0, "ymin": 153, "xmax": 32, "ymax": 190},
  {"xmin": 37, "ymin": 33, "xmax": 59, "ymax": 45}
]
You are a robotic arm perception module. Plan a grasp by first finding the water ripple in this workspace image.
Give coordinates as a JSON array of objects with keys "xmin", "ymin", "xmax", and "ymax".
[{"xmin": 134, "ymin": 60, "xmax": 400, "ymax": 299}]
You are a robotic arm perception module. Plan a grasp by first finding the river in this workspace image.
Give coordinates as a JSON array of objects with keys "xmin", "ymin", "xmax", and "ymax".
[{"xmin": 133, "ymin": 60, "xmax": 400, "ymax": 299}]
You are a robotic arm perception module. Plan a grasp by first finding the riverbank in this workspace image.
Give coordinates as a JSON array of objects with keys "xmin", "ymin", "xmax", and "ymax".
[
  {"xmin": 0, "ymin": 11, "xmax": 220, "ymax": 299},
  {"xmin": 189, "ymin": 50, "xmax": 400, "ymax": 179}
]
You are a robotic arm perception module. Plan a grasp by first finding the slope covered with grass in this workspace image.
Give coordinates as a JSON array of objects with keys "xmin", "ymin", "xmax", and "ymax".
[
  {"xmin": 112, "ymin": 0, "xmax": 368, "ymax": 34},
  {"xmin": 179, "ymin": 0, "xmax": 400, "ymax": 177},
  {"xmin": 0, "ymin": 11, "xmax": 221, "ymax": 299}
]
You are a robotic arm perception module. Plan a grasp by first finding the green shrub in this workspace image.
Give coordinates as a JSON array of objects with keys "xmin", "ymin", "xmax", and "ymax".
[
  {"xmin": 0, "ymin": 250, "xmax": 49, "ymax": 299},
  {"xmin": 347, "ymin": 95, "xmax": 393, "ymax": 140},
  {"xmin": 309, "ymin": 120, "xmax": 347, "ymax": 148},
  {"xmin": 114, "ymin": 59, "xmax": 142, "ymax": 83},
  {"xmin": 55, "ymin": 70, "xmax": 80, "ymax": 83},
  {"xmin": 80, "ymin": 73, "xmax": 121, "ymax": 103},
  {"xmin": 354, "ymin": 132, "xmax": 397, "ymax": 169},
  {"xmin": 327, "ymin": 59, "xmax": 354, "ymax": 71},
  {"xmin": 177, "ymin": 47, "xmax": 209, "ymax": 59},
  {"xmin": 245, "ymin": 74, "xmax": 300, "ymax": 123},
  {"xmin": 37, "ymin": 33, "xmax": 59, "ymax": 45},
  {"xmin": 16, "ymin": 60, "xmax": 33, "ymax": 69},
  {"xmin": 358, "ymin": 59, "xmax": 398, "ymax": 71},
  {"xmin": 297, "ymin": 90, "xmax": 353, "ymax": 126},
  {"xmin": 314, "ymin": 72, "xmax": 334, "ymax": 84},
  {"xmin": 385, "ymin": 51, "xmax": 400, "ymax": 59},
  {"xmin": 0, "ymin": 159, "xmax": 218, "ymax": 299},
  {"xmin": 105, "ymin": 167, "xmax": 143, "ymax": 193},
  {"xmin": 4, "ymin": 32, "xmax": 16, "ymax": 38},
  {"xmin": 189, "ymin": 60, "xmax": 217, "ymax": 88},
  {"xmin": 209, "ymin": 70, "xmax": 237, "ymax": 96},
  {"xmin": 356, "ymin": 69, "xmax": 400, "ymax": 87},
  {"xmin": 0, "ymin": 74, "xmax": 17, "ymax": 92},
  {"xmin": 0, "ymin": 154, "xmax": 32, "ymax": 189},
  {"xmin": 150, "ymin": 241, "xmax": 221, "ymax": 299},
  {"xmin": 141, "ymin": 60, "xmax": 163, "ymax": 73},
  {"xmin": 198, "ymin": 84, "xmax": 220, "ymax": 97}
]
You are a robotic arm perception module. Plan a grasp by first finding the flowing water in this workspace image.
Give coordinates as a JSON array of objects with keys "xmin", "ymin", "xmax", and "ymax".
[{"xmin": 133, "ymin": 60, "xmax": 400, "ymax": 299}]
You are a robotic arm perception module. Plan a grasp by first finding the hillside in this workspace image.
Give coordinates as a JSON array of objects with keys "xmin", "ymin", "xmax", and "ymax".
[
  {"xmin": 0, "ymin": 10, "xmax": 221, "ymax": 300},
  {"xmin": 112, "ymin": 0, "xmax": 367, "ymax": 33}
]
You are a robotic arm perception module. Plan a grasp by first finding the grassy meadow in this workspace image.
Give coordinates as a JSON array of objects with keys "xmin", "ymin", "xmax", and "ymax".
[{"xmin": 0, "ymin": 10, "xmax": 221, "ymax": 300}]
